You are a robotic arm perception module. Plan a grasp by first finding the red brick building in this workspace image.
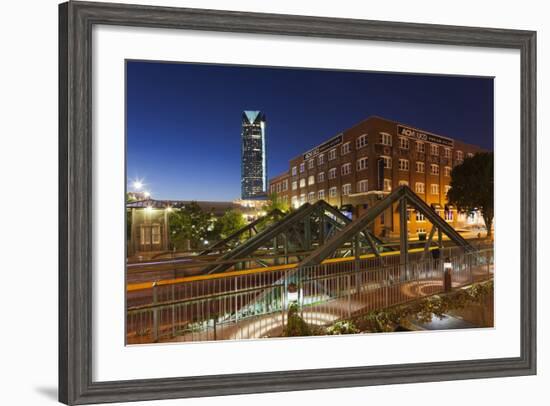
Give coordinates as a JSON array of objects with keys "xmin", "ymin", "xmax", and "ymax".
[{"xmin": 268, "ymin": 116, "xmax": 488, "ymax": 239}]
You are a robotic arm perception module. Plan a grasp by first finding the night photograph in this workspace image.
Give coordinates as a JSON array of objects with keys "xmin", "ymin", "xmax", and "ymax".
[{"xmin": 125, "ymin": 61, "xmax": 494, "ymax": 344}]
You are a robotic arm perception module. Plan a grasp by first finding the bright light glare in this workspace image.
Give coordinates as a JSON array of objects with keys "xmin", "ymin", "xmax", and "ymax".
[
  {"xmin": 143, "ymin": 191, "xmax": 151, "ymax": 198},
  {"xmin": 132, "ymin": 180, "xmax": 143, "ymax": 190}
]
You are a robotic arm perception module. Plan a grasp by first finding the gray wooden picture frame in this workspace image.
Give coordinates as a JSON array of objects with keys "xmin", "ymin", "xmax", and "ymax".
[{"xmin": 59, "ymin": 1, "xmax": 537, "ymax": 404}]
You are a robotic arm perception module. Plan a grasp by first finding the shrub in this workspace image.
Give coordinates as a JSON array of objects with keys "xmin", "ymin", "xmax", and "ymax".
[
  {"xmin": 351, "ymin": 280, "xmax": 493, "ymax": 333},
  {"xmin": 283, "ymin": 303, "xmax": 311, "ymax": 337},
  {"xmin": 326, "ymin": 321, "xmax": 360, "ymax": 335}
]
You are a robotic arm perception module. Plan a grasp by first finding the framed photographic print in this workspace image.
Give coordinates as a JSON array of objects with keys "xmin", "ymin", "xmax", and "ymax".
[{"xmin": 59, "ymin": 1, "xmax": 536, "ymax": 404}]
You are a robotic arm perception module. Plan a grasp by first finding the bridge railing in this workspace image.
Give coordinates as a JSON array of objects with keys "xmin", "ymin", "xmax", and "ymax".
[{"xmin": 126, "ymin": 248, "xmax": 493, "ymax": 344}]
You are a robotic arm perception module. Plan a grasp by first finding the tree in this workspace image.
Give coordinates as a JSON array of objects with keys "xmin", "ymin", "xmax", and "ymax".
[
  {"xmin": 168, "ymin": 202, "xmax": 213, "ymax": 250},
  {"xmin": 263, "ymin": 192, "xmax": 289, "ymax": 214},
  {"xmin": 447, "ymin": 152, "xmax": 494, "ymax": 238},
  {"xmin": 251, "ymin": 193, "xmax": 290, "ymax": 232},
  {"xmin": 214, "ymin": 210, "xmax": 247, "ymax": 240}
]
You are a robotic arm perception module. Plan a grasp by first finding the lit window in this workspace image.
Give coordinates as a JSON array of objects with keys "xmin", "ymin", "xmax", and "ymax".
[
  {"xmin": 431, "ymin": 184, "xmax": 440, "ymax": 195},
  {"xmin": 445, "ymin": 210, "xmax": 454, "ymax": 221},
  {"xmin": 398, "ymin": 180, "xmax": 409, "ymax": 186},
  {"xmin": 308, "ymin": 175, "xmax": 315, "ymax": 185},
  {"xmin": 318, "ymin": 189, "xmax": 325, "ymax": 200},
  {"xmin": 467, "ymin": 152, "xmax": 474, "ymax": 158},
  {"xmin": 140, "ymin": 225, "xmax": 149, "ymax": 245},
  {"xmin": 299, "ymin": 178, "xmax": 306, "ymax": 188},
  {"xmin": 357, "ymin": 179, "xmax": 368, "ymax": 193},
  {"xmin": 341, "ymin": 163, "xmax": 351, "ymax": 176},
  {"xmin": 356, "ymin": 134, "xmax": 368, "ymax": 149},
  {"xmin": 151, "ymin": 224, "xmax": 161, "ymax": 244},
  {"xmin": 308, "ymin": 192, "xmax": 315, "ymax": 202},
  {"xmin": 415, "ymin": 182, "xmax": 425, "ymax": 194},
  {"xmin": 292, "ymin": 181, "xmax": 297, "ymax": 191},
  {"xmin": 276, "ymin": 183, "xmax": 281, "ymax": 193},
  {"xmin": 444, "ymin": 185, "xmax": 451, "ymax": 196},
  {"xmin": 416, "ymin": 142, "xmax": 425, "ymax": 153},
  {"xmin": 416, "ymin": 212, "xmax": 426, "ymax": 222},
  {"xmin": 430, "ymin": 164, "xmax": 439, "ymax": 175},
  {"xmin": 357, "ymin": 157, "xmax": 368, "ymax": 171},
  {"xmin": 299, "ymin": 162, "xmax": 305, "ymax": 173},
  {"xmin": 399, "ymin": 137, "xmax": 409, "ymax": 149},
  {"xmin": 456, "ymin": 150, "xmax": 464, "ymax": 162},
  {"xmin": 291, "ymin": 166, "xmax": 297, "ymax": 176},
  {"xmin": 383, "ymin": 178, "xmax": 392, "ymax": 192},
  {"xmin": 328, "ymin": 149, "xmax": 337, "ymax": 160},
  {"xmin": 317, "ymin": 172, "xmax": 325, "ymax": 182},
  {"xmin": 430, "ymin": 144, "xmax": 439, "ymax": 156},
  {"xmin": 398, "ymin": 159, "xmax": 409, "ymax": 171},
  {"xmin": 141, "ymin": 224, "xmax": 161, "ymax": 245},
  {"xmin": 342, "ymin": 184, "xmax": 352, "ymax": 195},
  {"xmin": 382, "ymin": 156, "xmax": 392, "ymax": 169},
  {"xmin": 329, "ymin": 187, "xmax": 337, "ymax": 197},
  {"xmin": 317, "ymin": 154, "xmax": 325, "ymax": 165},
  {"xmin": 341, "ymin": 142, "xmax": 351, "ymax": 155},
  {"xmin": 291, "ymin": 195, "xmax": 298, "ymax": 208},
  {"xmin": 380, "ymin": 132, "xmax": 392, "ymax": 146},
  {"xmin": 282, "ymin": 180, "xmax": 288, "ymax": 191},
  {"xmin": 328, "ymin": 168, "xmax": 337, "ymax": 179},
  {"xmin": 444, "ymin": 148, "xmax": 451, "ymax": 158},
  {"xmin": 416, "ymin": 161, "xmax": 425, "ymax": 173},
  {"xmin": 444, "ymin": 166, "xmax": 451, "ymax": 177},
  {"xmin": 299, "ymin": 193, "xmax": 306, "ymax": 205},
  {"xmin": 308, "ymin": 159, "xmax": 315, "ymax": 169}
]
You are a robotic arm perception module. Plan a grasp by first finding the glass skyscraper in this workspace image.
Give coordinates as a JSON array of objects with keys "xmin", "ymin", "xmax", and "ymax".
[{"xmin": 241, "ymin": 111, "xmax": 267, "ymax": 200}]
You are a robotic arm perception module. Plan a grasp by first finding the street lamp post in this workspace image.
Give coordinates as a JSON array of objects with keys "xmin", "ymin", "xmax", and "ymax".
[{"xmin": 443, "ymin": 257, "xmax": 453, "ymax": 292}]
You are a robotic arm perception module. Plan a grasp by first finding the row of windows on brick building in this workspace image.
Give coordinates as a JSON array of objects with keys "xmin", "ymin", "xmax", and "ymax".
[
  {"xmin": 290, "ymin": 134, "xmax": 470, "ymax": 176},
  {"xmin": 281, "ymin": 160, "xmax": 453, "ymax": 193},
  {"xmin": 286, "ymin": 180, "xmax": 450, "ymax": 198}
]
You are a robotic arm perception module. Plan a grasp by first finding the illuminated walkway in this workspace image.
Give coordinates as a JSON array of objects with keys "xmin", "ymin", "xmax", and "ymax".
[
  {"xmin": 126, "ymin": 249, "xmax": 493, "ymax": 344},
  {"xmin": 164, "ymin": 268, "xmax": 491, "ymax": 343}
]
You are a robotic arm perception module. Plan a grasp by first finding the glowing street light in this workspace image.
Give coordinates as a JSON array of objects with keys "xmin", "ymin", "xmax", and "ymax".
[{"xmin": 287, "ymin": 283, "xmax": 299, "ymax": 303}]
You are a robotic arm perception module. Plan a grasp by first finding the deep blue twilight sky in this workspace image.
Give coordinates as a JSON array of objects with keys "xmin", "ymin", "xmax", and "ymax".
[{"xmin": 126, "ymin": 61, "xmax": 493, "ymax": 201}]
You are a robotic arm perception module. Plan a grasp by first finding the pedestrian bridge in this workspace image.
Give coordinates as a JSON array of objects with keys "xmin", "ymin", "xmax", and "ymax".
[
  {"xmin": 126, "ymin": 186, "xmax": 492, "ymax": 344},
  {"xmin": 126, "ymin": 247, "xmax": 493, "ymax": 344}
]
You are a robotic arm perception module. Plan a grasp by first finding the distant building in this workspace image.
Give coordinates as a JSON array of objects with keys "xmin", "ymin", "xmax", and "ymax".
[
  {"xmin": 241, "ymin": 111, "xmax": 267, "ymax": 200},
  {"xmin": 268, "ymin": 116, "xmax": 489, "ymax": 239}
]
